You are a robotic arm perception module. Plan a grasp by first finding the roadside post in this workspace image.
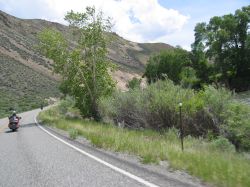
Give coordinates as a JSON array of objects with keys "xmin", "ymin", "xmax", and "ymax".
[{"xmin": 179, "ymin": 102, "xmax": 184, "ymax": 151}]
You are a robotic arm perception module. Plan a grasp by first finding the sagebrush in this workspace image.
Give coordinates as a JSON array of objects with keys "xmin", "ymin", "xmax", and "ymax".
[{"xmin": 99, "ymin": 79, "xmax": 250, "ymax": 151}]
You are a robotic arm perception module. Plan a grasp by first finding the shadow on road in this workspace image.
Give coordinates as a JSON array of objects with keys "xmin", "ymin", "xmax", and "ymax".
[
  {"xmin": 4, "ymin": 123, "xmax": 37, "ymax": 133},
  {"xmin": 20, "ymin": 123, "xmax": 37, "ymax": 129},
  {"xmin": 5, "ymin": 123, "xmax": 36, "ymax": 133},
  {"xmin": 5, "ymin": 130, "xmax": 17, "ymax": 133}
]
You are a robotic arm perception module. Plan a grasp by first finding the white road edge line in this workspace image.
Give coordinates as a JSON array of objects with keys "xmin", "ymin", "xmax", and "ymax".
[{"xmin": 34, "ymin": 117, "xmax": 159, "ymax": 187}]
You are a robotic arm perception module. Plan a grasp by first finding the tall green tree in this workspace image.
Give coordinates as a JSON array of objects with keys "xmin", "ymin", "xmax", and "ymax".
[
  {"xmin": 191, "ymin": 23, "xmax": 211, "ymax": 86},
  {"xmin": 143, "ymin": 48, "xmax": 197, "ymax": 86},
  {"xmin": 192, "ymin": 5, "xmax": 250, "ymax": 91},
  {"xmin": 38, "ymin": 7, "xmax": 115, "ymax": 120}
]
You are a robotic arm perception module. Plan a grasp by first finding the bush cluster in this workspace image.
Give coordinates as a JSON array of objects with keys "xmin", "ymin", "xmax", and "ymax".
[{"xmin": 99, "ymin": 79, "xmax": 250, "ymax": 151}]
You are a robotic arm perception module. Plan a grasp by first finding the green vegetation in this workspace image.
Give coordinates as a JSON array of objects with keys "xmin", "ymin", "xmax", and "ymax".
[
  {"xmin": 192, "ymin": 5, "xmax": 250, "ymax": 91},
  {"xmin": 38, "ymin": 6, "xmax": 115, "ymax": 120},
  {"xmin": 68, "ymin": 128, "xmax": 78, "ymax": 140},
  {"xmin": 0, "ymin": 53, "xmax": 59, "ymax": 118},
  {"xmin": 36, "ymin": 5, "xmax": 250, "ymax": 187},
  {"xmin": 126, "ymin": 77, "xmax": 142, "ymax": 90},
  {"xmin": 143, "ymin": 48, "xmax": 194, "ymax": 85},
  {"xmin": 144, "ymin": 6, "xmax": 250, "ymax": 91},
  {"xmin": 235, "ymin": 91, "xmax": 250, "ymax": 105},
  {"xmin": 39, "ymin": 103, "xmax": 250, "ymax": 187},
  {"xmin": 0, "ymin": 12, "xmax": 60, "ymax": 118},
  {"xmin": 99, "ymin": 79, "xmax": 250, "ymax": 151}
]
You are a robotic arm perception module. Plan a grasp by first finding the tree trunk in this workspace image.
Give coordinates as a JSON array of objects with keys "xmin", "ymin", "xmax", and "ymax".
[{"xmin": 91, "ymin": 98, "xmax": 100, "ymax": 121}]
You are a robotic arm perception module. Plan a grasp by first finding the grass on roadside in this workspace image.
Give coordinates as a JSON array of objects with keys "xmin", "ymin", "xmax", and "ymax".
[
  {"xmin": 235, "ymin": 91, "xmax": 250, "ymax": 100},
  {"xmin": 68, "ymin": 128, "xmax": 78, "ymax": 140},
  {"xmin": 38, "ymin": 106, "xmax": 250, "ymax": 187}
]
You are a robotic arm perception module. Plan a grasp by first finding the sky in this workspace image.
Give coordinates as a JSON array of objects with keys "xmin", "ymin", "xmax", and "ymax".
[{"xmin": 0, "ymin": 0, "xmax": 249, "ymax": 50}]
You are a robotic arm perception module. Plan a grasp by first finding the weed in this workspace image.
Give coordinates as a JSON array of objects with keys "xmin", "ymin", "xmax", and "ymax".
[{"xmin": 68, "ymin": 128, "xmax": 78, "ymax": 140}]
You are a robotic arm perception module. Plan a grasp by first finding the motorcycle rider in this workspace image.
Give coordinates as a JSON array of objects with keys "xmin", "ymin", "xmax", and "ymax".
[
  {"xmin": 8, "ymin": 111, "xmax": 21, "ymax": 131},
  {"xmin": 9, "ymin": 111, "xmax": 21, "ymax": 123}
]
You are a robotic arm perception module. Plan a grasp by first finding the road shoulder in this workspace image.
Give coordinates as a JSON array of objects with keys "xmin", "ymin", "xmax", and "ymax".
[{"xmin": 37, "ymin": 120, "xmax": 208, "ymax": 187}]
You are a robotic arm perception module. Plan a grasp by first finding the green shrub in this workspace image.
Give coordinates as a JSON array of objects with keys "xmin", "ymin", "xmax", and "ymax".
[
  {"xmin": 144, "ymin": 48, "xmax": 191, "ymax": 84},
  {"xmin": 210, "ymin": 137, "xmax": 235, "ymax": 152},
  {"xmin": 126, "ymin": 77, "xmax": 142, "ymax": 90},
  {"xmin": 58, "ymin": 96, "xmax": 75, "ymax": 114},
  {"xmin": 199, "ymin": 85, "xmax": 232, "ymax": 120},
  {"xmin": 99, "ymin": 79, "xmax": 250, "ymax": 151},
  {"xmin": 99, "ymin": 79, "xmax": 214, "ymax": 135},
  {"xmin": 68, "ymin": 128, "xmax": 78, "ymax": 140},
  {"xmin": 222, "ymin": 102, "xmax": 250, "ymax": 151}
]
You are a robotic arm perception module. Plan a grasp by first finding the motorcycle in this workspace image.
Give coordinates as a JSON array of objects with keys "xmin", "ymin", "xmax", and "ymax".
[{"xmin": 8, "ymin": 116, "xmax": 21, "ymax": 131}]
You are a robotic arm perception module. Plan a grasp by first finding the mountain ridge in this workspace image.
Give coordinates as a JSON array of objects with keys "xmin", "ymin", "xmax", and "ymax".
[
  {"xmin": 0, "ymin": 9, "xmax": 172, "ymax": 117},
  {"xmin": 0, "ymin": 10, "xmax": 173, "ymax": 73}
]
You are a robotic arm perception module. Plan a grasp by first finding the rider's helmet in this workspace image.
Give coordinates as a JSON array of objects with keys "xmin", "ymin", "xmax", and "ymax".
[{"xmin": 13, "ymin": 111, "xmax": 16, "ymax": 116}]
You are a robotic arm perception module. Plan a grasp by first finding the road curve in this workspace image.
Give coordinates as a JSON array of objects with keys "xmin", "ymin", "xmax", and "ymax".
[{"xmin": 0, "ymin": 109, "xmax": 204, "ymax": 187}]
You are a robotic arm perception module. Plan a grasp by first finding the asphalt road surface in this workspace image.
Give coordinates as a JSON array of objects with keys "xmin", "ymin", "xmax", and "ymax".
[{"xmin": 0, "ymin": 109, "xmax": 205, "ymax": 187}]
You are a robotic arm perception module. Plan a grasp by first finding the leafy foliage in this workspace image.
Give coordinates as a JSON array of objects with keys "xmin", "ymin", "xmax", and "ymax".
[
  {"xmin": 38, "ymin": 7, "xmax": 115, "ymax": 120},
  {"xmin": 222, "ymin": 102, "xmax": 250, "ymax": 151},
  {"xmin": 126, "ymin": 77, "xmax": 142, "ymax": 90},
  {"xmin": 143, "ymin": 48, "xmax": 193, "ymax": 85},
  {"xmin": 191, "ymin": 5, "xmax": 250, "ymax": 91},
  {"xmin": 179, "ymin": 66, "xmax": 199, "ymax": 88},
  {"xmin": 210, "ymin": 137, "xmax": 235, "ymax": 152},
  {"xmin": 100, "ymin": 80, "xmax": 205, "ymax": 132}
]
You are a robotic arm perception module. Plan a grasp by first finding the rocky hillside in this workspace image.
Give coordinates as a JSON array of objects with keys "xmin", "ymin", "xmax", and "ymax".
[{"xmin": 0, "ymin": 10, "xmax": 172, "ymax": 117}]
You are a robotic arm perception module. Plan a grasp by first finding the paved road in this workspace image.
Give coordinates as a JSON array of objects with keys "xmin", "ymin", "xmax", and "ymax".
[{"xmin": 0, "ymin": 109, "xmax": 204, "ymax": 187}]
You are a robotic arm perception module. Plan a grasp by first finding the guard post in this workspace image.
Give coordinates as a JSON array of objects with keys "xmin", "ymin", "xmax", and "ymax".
[{"xmin": 179, "ymin": 102, "xmax": 184, "ymax": 151}]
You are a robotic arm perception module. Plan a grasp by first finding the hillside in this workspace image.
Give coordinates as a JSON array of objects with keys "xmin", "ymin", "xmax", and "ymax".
[
  {"xmin": 0, "ymin": 10, "xmax": 172, "ymax": 117},
  {"xmin": 0, "ymin": 53, "xmax": 59, "ymax": 118}
]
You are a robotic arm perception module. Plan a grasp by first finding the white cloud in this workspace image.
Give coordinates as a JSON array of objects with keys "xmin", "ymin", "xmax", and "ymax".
[
  {"xmin": 0, "ymin": 0, "xmax": 189, "ymax": 47},
  {"xmin": 150, "ymin": 25, "xmax": 195, "ymax": 51},
  {"xmin": 41, "ymin": 0, "xmax": 189, "ymax": 44}
]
